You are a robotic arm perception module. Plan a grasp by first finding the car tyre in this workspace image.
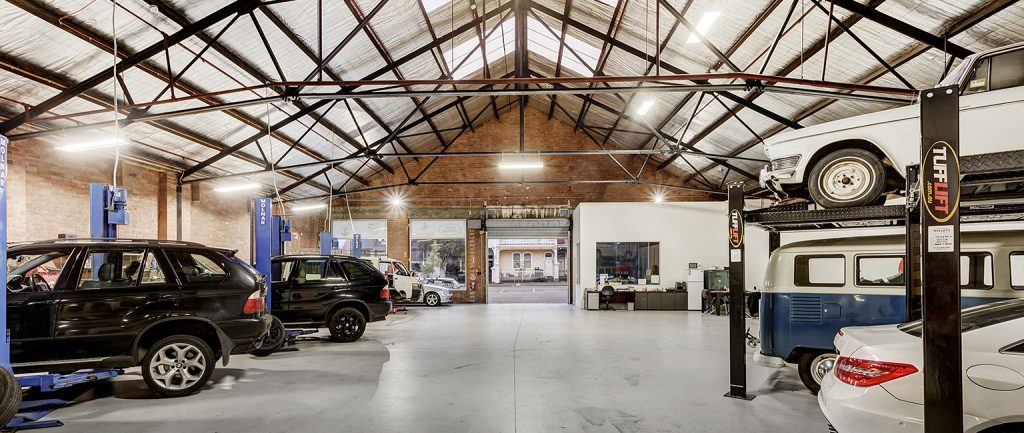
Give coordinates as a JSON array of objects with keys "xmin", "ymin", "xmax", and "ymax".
[
  {"xmin": 249, "ymin": 315, "xmax": 286, "ymax": 357},
  {"xmin": 0, "ymin": 367, "xmax": 21, "ymax": 427},
  {"xmin": 142, "ymin": 335, "xmax": 215, "ymax": 397},
  {"xmin": 327, "ymin": 307, "xmax": 366, "ymax": 342},
  {"xmin": 808, "ymin": 149, "xmax": 887, "ymax": 208},
  {"xmin": 798, "ymin": 352, "xmax": 837, "ymax": 395},
  {"xmin": 425, "ymin": 292, "xmax": 441, "ymax": 307}
]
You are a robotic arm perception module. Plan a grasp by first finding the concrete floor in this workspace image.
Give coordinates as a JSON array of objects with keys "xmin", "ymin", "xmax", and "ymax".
[
  {"xmin": 38, "ymin": 305, "xmax": 825, "ymax": 433},
  {"xmin": 487, "ymin": 283, "xmax": 569, "ymax": 303}
]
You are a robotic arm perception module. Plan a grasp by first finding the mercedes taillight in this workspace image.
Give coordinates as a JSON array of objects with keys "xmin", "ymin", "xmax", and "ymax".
[{"xmin": 834, "ymin": 356, "xmax": 918, "ymax": 387}]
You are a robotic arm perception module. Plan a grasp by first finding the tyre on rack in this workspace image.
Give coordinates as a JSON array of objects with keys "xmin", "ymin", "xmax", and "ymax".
[
  {"xmin": 0, "ymin": 367, "xmax": 20, "ymax": 427},
  {"xmin": 798, "ymin": 351, "xmax": 838, "ymax": 395},
  {"xmin": 249, "ymin": 315, "xmax": 286, "ymax": 357},
  {"xmin": 807, "ymin": 148, "xmax": 887, "ymax": 209},
  {"xmin": 142, "ymin": 335, "xmax": 216, "ymax": 398}
]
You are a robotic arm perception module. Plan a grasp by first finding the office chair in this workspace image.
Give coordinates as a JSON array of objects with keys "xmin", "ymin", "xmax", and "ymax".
[{"xmin": 599, "ymin": 285, "xmax": 615, "ymax": 311}]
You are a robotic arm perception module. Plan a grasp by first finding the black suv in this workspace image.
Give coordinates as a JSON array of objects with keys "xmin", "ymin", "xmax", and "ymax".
[
  {"xmin": 268, "ymin": 255, "xmax": 391, "ymax": 343},
  {"xmin": 6, "ymin": 239, "xmax": 271, "ymax": 397}
]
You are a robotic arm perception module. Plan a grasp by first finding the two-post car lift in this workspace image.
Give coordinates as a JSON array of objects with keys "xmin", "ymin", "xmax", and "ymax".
[{"xmin": 725, "ymin": 86, "xmax": 1024, "ymax": 433}]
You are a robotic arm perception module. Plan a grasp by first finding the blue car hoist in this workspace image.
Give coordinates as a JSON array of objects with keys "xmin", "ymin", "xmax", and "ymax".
[{"xmin": 2, "ymin": 136, "xmax": 128, "ymax": 429}]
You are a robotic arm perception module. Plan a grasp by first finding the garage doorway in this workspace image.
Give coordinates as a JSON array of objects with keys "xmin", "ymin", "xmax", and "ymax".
[{"xmin": 485, "ymin": 219, "xmax": 570, "ymax": 304}]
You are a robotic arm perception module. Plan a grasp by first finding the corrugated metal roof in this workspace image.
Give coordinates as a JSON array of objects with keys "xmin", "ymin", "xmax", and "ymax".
[{"xmin": 0, "ymin": 0, "xmax": 1021, "ymax": 198}]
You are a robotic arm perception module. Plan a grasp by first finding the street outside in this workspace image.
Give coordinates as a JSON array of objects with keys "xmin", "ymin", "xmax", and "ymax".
[{"xmin": 487, "ymin": 282, "xmax": 567, "ymax": 304}]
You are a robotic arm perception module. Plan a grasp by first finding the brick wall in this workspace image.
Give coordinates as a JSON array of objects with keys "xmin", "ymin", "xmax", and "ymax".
[
  {"xmin": 7, "ymin": 140, "xmax": 253, "ymax": 260},
  {"xmin": 284, "ymin": 106, "xmax": 718, "ymax": 303}
]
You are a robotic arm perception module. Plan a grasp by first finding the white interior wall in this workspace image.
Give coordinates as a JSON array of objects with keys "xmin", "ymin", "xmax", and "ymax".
[
  {"xmin": 572, "ymin": 202, "xmax": 769, "ymax": 308},
  {"xmin": 571, "ymin": 202, "xmax": 1024, "ymax": 308}
]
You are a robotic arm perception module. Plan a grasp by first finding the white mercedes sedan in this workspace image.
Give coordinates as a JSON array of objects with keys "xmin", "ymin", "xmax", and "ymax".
[{"xmin": 818, "ymin": 299, "xmax": 1024, "ymax": 433}]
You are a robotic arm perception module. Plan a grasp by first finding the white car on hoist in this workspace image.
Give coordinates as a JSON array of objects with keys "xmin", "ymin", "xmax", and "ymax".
[
  {"xmin": 760, "ymin": 42, "xmax": 1024, "ymax": 208},
  {"xmin": 370, "ymin": 257, "xmax": 452, "ymax": 306},
  {"xmin": 818, "ymin": 299, "xmax": 1024, "ymax": 433}
]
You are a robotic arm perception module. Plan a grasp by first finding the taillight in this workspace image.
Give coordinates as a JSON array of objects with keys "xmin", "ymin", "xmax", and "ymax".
[
  {"xmin": 380, "ymin": 287, "xmax": 390, "ymax": 300},
  {"xmin": 834, "ymin": 356, "xmax": 918, "ymax": 387},
  {"xmin": 243, "ymin": 291, "xmax": 266, "ymax": 314}
]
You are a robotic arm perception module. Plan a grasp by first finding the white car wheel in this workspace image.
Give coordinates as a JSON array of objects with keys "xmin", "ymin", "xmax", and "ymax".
[
  {"xmin": 808, "ymin": 149, "xmax": 886, "ymax": 208},
  {"xmin": 799, "ymin": 352, "xmax": 838, "ymax": 394},
  {"xmin": 425, "ymin": 292, "xmax": 441, "ymax": 306}
]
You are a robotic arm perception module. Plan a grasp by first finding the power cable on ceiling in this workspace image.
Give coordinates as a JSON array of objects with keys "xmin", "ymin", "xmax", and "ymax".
[{"xmin": 111, "ymin": 0, "xmax": 121, "ymax": 190}]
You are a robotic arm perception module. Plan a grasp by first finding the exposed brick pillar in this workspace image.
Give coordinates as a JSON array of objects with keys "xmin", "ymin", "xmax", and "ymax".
[{"xmin": 157, "ymin": 172, "xmax": 168, "ymax": 240}]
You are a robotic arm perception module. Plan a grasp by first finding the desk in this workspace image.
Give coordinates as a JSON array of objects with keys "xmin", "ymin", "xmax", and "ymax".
[
  {"xmin": 707, "ymin": 290, "xmax": 758, "ymax": 316},
  {"xmin": 585, "ymin": 290, "xmax": 688, "ymax": 310}
]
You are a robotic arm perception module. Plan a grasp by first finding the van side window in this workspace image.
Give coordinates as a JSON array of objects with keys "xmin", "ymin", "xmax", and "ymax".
[
  {"xmin": 1005, "ymin": 341, "xmax": 1024, "ymax": 354},
  {"xmin": 795, "ymin": 255, "xmax": 845, "ymax": 287},
  {"xmin": 857, "ymin": 256, "xmax": 904, "ymax": 287},
  {"xmin": 990, "ymin": 49, "xmax": 1024, "ymax": 91},
  {"xmin": 1010, "ymin": 253, "xmax": 1024, "ymax": 290},
  {"xmin": 960, "ymin": 253, "xmax": 993, "ymax": 290}
]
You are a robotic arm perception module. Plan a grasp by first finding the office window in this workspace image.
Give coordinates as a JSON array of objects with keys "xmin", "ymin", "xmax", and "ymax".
[
  {"xmin": 523, "ymin": 253, "xmax": 533, "ymax": 270},
  {"xmin": 857, "ymin": 256, "xmax": 904, "ymax": 287},
  {"xmin": 795, "ymin": 255, "xmax": 845, "ymax": 287},
  {"xmin": 595, "ymin": 242, "xmax": 660, "ymax": 285},
  {"xmin": 960, "ymin": 252, "xmax": 993, "ymax": 290},
  {"xmin": 513, "ymin": 253, "xmax": 521, "ymax": 269},
  {"xmin": 410, "ymin": 219, "xmax": 467, "ymax": 286}
]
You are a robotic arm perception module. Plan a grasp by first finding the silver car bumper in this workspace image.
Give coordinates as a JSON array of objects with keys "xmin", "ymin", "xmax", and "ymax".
[{"xmin": 759, "ymin": 165, "xmax": 796, "ymax": 197}]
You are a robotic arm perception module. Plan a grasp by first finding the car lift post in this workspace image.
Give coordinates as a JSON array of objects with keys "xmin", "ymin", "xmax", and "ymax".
[
  {"xmin": 271, "ymin": 216, "xmax": 292, "ymax": 258},
  {"xmin": 319, "ymin": 231, "xmax": 332, "ymax": 255},
  {"xmin": 251, "ymin": 198, "xmax": 273, "ymax": 311},
  {"xmin": 1, "ymin": 135, "xmax": 10, "ymax": 372},
  {"xmin": 351, "ymin": 234, "xmax": 362, "ymax": 258},
  {"xmin": 89, "ymin": 183, "xmax": 129, "ymax": 238},
  {"xmin": 725, "ymin": 183, "xmax": 753, "ymax": 400},
  {"xmin": 918, "ymin": 85, "xmax": 962, "ymax": 433},
  {"xmin": 4, "ymin": 181, "xmax": 130, "ymax": 429}
]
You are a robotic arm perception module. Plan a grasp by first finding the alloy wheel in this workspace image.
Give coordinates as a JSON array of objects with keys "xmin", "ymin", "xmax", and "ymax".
[{"xmin": 149, "ymin": 343, "xmax": 207, "ymax": 391}]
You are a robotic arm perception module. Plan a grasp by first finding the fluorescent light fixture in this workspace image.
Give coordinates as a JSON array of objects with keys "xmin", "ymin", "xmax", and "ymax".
[
  {"xmin": 687, "ymin": 11, "xmax": 721, "ymax": 44},
  {"xmin": 214, "ymin": 182, "xmax": 260, "ymax": 193},
  {"xmin": 653, "ymin": 194, "xmax": 665, "ymax": 203},
  {"xmin": 636, "ymin": 99, "xmax": 656, "ymax": 115},
  {"xmin": 291, "ymin": 203, "xmax": 327, "ymax": 212},
  {"xmin": 499, "ymin": 161, "xmax": 544, "ymax": 170},
  {"xmin": 55, "ymin": 138, "xmax": 128, "ymax": 152},
  {"xmin": 420, "ymin": 0, "xmax": 450, "ymax": 13},
  {"xmin": 390, "ymin": 196, "xmax": 404, "ymax": 207}
]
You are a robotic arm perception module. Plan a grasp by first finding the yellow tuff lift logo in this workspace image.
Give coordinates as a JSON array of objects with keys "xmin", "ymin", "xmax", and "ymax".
[{"xmin": 922, "ymin": 140, "xmax": 960, "ymax": 223}]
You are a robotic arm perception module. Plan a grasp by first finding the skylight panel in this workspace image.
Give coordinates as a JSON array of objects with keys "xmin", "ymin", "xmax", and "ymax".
[
  {"xmin": 595, "ymin": 0, "xmax": 619, "ymax": 6},
  {"xmin": 421, "ymin": 0, "xmax": 451, "ymax": 14},
  {"xmin": 527, "ymin": 17, "xmax": 598, "ymax": 76},
  {"xmin": 687, "ymin": 11, "xmax": 721, "ymax": 44},
  {"xmin": 445, "ymin": 19, "xmax": 516, "ymax": 79}
]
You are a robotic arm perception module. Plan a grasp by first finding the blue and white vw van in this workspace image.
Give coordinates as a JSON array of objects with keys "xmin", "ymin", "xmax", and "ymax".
[{"xmin": 754, "ymin": 232, "xmax": 1024, "ymax": 393}]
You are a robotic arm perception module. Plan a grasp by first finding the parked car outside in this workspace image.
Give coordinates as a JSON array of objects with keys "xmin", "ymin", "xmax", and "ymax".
[
  {"xmin": 269, "ymin": 255, "xmax": 391, "ymax": 343},
  {"xmin": 760, "ymin": 42, "xmax": 1024, "ymax": 208},
  {"xmin": 818, "ymin": 299, "xmax": 1024, "ymax": 433},
  {"xmin": 6, "ymin": 239, "xmax": 272, "ymax": 397}
]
